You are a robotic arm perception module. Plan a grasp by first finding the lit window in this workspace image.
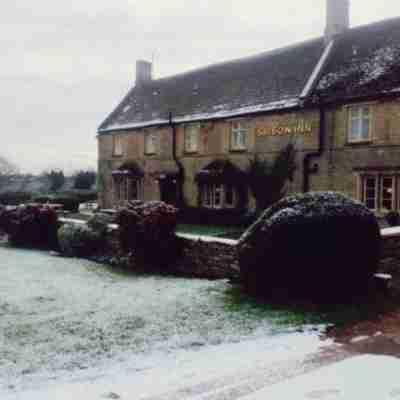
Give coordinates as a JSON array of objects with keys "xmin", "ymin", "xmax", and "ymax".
[
  {"xmin": 201, "ymin": 184, "xmax": 237, "ymax": 209},
  {"xmin": 113, "ymin": 136, "xmax": 123, "ymax": 156},
  {"xmin": 361, "ymin": 175, "xmax": 395, "ymax": 211},
  {"xmin": 184, "ymin": 124, "xmax": 199, "ymax": 153},
  {"xmin": 145, "ymin": 131, "xmax": 157, "ymax": 155},
  {"xmin": 348, "ymin": 105, "xmax": 372, "ymax": 143},
  {"xmin": 231, "ymin": 121, "xmax": 248, "ymax": 151}
]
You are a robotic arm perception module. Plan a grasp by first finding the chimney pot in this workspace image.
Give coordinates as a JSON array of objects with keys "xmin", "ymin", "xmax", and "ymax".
[
  {"xmin": 325, "ymin": 0, "xmax": 350, "ymax": 44},
  {"xmin": 136, "ymin": 60, "xmax": 152, "ymax": 86}
]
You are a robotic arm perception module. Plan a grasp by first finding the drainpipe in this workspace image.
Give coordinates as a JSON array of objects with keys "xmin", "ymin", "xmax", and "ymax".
[
  {"xmin": 169, "ymin": 112, "xmax": 185, "ymax": 208},
  {"xmin": 303, "ymin": 97, "xmax": 326, "ymax": 193}
]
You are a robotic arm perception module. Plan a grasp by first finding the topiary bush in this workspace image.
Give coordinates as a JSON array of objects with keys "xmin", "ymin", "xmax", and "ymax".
[
  {"xmin": 116, "ymin": 200, "xmax": 180, "ymax": 268},
  {"xmin": 58, "ymin": 223, "xmax": 104, "ymax": 257},
  {"xmin": 87, "ymin": 212, "xmax": 115, "ymax": 236},
  {"xmin": 0, "ymin": 205, "xmax": 59, "ymax": 249},
  {"xmin": 238, "ymin": 192, "xmax": 381, "ymax": 302}
]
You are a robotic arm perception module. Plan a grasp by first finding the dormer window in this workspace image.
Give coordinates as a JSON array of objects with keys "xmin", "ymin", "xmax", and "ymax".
[{"xmin": 113, "ymin": 135, "xmax": 124, "ymax": 156}]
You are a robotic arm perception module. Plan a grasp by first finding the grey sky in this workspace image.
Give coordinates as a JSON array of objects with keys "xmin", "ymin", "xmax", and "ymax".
[{"xmin": 2, "ymin": 0, "xmax": 400, "ymax": 174}]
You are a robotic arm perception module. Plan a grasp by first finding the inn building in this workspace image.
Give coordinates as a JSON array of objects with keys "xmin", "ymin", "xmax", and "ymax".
[{"xmin": 98, "ymin": 0, "xmax": 400, "ymax": 216}]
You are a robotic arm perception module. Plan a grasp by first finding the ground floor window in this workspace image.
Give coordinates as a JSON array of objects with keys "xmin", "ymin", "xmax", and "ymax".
[
  {"xmin": 360, "ymin": 174, "xmax": 396, "ymax": 212},
  {"xmin": 113, "ymin": 177, "xmax": 143, "ymax": 204},
  {"xmin": 201, "ymin": 184, "xmax": 237, "ymax": 209}
]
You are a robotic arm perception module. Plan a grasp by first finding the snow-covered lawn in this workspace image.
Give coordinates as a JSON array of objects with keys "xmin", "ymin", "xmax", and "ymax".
[{"xmin": 0, "ymin": 245, "xmax": 331, "ymax": 399}]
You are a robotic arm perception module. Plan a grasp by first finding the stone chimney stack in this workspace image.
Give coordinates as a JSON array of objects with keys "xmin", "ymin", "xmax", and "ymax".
[
  {"xmin": 325, "ymin": 0, "xmax": 350, "ymax": 44},
  {"xmin": 136, "ymin": 60, "xmax": 153, "ymax": 86}
]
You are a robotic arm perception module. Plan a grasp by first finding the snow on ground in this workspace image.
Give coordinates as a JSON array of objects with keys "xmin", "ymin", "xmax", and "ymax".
[
  {"xmin": 244, "ymin": 355, "xmax": 400, "ymax": 400},
  {"xmin": 0, "ymin": 245, "xmax": 331, "ymax": 398}
]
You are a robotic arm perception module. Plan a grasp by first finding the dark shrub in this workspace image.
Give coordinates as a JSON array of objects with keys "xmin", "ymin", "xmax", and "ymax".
[
  {"xmin": 385, "ymin": 211, "xmax": 400, "ymax": 227},
  {"xmin": 116, "ymin": 201, "xmax": 180, "ymax": 268},
  {"xmin": 58, "ymin": 223, "xmax": 104, "ymax": 257},
  {"xmin": 238, "ymin": 192, "xmax": 381, "ymax": 302},
  {"xmin": 33, "ymin": 195, "xmax": 52, "ymax": 204},
  {"xmin": 87, "ymin": 213, "xmax": 114, "ymax": 236},
  {"xmin": 52, "ymin": 196, "xmax": 80, "ymax": 213},
  {"xmin": 0, "ymin": 205, "xmax": 59, "ymax": 249},
  {"xmin": 0, "ymin": 191, "xmax": 32, "ymax": 206}
]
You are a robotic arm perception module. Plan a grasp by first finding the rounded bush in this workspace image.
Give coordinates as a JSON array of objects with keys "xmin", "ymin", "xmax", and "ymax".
[
  {"xmin": 116, "ymin": 201, "xmax": 179, "ymax": 268},
  {"xmin": 58, "ymin": 223, "xmax": 103, "ymax": 257},
  {"xmin": 237, "ymin": 192, "xmax": 381, "ymax": 301},
  {"xmin": 87, "ymin": 213, "xmax": 114, "ymax": 236}
]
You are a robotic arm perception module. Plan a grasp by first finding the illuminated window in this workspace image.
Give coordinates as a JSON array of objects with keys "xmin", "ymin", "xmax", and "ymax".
[
  {"xmin": 361, "ymin": 175, "xmax": 395, "ymax": 212},
  {"xmin": 231, "ymin": 121, "xmax": 248, "ymax": 151},
  {"xmin": 348, "ymin": 105, "xmax": 372, "ymax": 143}
]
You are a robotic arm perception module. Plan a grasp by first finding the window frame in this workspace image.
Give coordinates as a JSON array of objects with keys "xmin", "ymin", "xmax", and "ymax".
[
  {"xmin": 360, "ymin": 174, "xmax": 396, "ymax": 212},
  {"xmin": 113, "ymin": 135, "xmax": 124, "ymax": 157},
  {"xmin": 184, "ymin": 123, "xmax": 200, "ymax": 153},
  {"xmin": 230, "ymin": 120, "xmax": 248, "ymax": 151},
  {"xmin": 347, "ymin": 104, "xmax": 373, "ymax": 144},
  {"xmin": 201, "ymin": 184, "xmax": 237, "ymax": 209},
  {"xmin": 113, "ymin": 176, "xmax": 143, "ymax": 205},
  {"xmin": 144, "ymin": 131, "xmax": 157, "ymax": 155}
]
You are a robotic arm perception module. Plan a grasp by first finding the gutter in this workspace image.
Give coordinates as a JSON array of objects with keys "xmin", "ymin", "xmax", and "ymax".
[
  {"xmin": 299, "ymin": 40, "xmax": 334, "ymax": 193},
  {"xmin": 169, "ymin": 112, "xmax": 185, "ymax": 208}
]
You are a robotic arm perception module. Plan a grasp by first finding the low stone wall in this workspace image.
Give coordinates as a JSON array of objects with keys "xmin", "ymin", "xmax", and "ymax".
[{"xmin": 173, "ymin": 238, "xmax": 239, "ymax": 281}]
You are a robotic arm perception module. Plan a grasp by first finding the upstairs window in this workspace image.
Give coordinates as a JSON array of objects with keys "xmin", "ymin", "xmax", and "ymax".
[
  {"xmin": 231, "ymin": 121, "xmax": 248, "ymax": 151},
  {"xmin": 348, "ymin": 105, "xmax": 372, "ymax": 143},
  {"xmin": 145, "ymin": 131, "xmax": 157, "ymax": 155},
  {"xmin": 184, "ymin": 123, "xmax": 200, "ymax": 153},
  {"xmin": 113, "ymin": 135, "xmax": 124, "ymax": 156}
]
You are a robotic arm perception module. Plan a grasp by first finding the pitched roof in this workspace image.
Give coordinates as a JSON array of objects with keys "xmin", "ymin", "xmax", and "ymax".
[
  {"xmin": 315, "ymin": 17, "xmax": 400, "ymax": 102},
  {"xmin": 99, "ymin": 16, "xmax": 400, "ymax": 134},
  {"xmin": 98, "ymin": 39, "xmax": 325, "ymax": 133}
]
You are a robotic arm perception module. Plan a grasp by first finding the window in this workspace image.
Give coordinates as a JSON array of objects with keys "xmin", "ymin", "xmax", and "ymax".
[
  {"xmin": 201, "ymin": 184, "xmax": 237, "ymax": 209},
  {"xmin": 113, "ymin": 177, "xmax": 143, "ymax": 204},
  {"xmin": 184, "ymin": 124, "xmax": 199, "ymax": 153},
  {"xmin": 361, "ymin": 175, "xmax": 395, "ymax": 212},
  {"xmin": 145, "ymin": 132, "xmax": 157, "ymax": 155},
  {"xmin": 348, "ymin": 105, "xmax": 372, "ymax": 143},
  {"xmin": 231, "ymin": 121, "xmax": 248, "ymax": 151},
  {"xmin": 113, "ymin": 135, "xmax": 123, "ymax": 156}
]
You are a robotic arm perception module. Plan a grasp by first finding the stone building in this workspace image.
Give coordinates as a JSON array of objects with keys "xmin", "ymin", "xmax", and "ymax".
[{"xmin": 98, "ymin": 0, "xmax": 400, "ymax": 216}]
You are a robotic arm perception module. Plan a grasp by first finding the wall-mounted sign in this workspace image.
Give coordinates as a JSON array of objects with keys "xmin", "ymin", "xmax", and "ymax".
[{"xmin": 256, "ymin": 120, "xmax": 313, "ymax": 137}]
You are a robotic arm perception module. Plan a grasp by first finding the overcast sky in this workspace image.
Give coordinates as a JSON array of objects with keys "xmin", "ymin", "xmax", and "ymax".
[{"xmin": 2, "ymin": 0, "xmax": 400, "ymax": 174}]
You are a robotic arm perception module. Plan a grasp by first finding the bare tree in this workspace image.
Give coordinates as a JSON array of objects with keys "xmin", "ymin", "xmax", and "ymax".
[{"xmin": 0, "ymin": 155, "xmax": 18, "ymax": 187}]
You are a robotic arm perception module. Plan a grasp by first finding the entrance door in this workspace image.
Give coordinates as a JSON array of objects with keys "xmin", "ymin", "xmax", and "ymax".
[{"xmin": 159, "ymin": 176, "xmax": 178, "ymax": 206}]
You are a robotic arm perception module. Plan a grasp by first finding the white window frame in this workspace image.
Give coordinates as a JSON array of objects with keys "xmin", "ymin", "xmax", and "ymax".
[
  {"xmin": 113, "ymin": 177, "xmax": 143, "ymax": 205},
  {"xmin": 113, "ymin": 135, "xmax": 124, "ymax": 156},
  {"xmin": 184, "ymin": 123, "xmax": 200, "ymax": 153},
  {"xmin": 230, "ymin": 120, "xmax": 248, "ymax": 151},
  {"xmin": 145, "ymin": 131, "xmax": 157, "ymax": 155},
  {"xmin": 201, "ymin": 184, "xmax": 237, "ymax": 209},
  {"xmin": 347, "ymin": 104, "xmax": 372, "ymax": 143},
  {"xmin": 361, "ymin": 174, "xmax": 396, "ymax": 212}
]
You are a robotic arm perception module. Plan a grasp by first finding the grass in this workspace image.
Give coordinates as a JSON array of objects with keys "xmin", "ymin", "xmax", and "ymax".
[{"xmin": 176, "ymin": 224, "xmax": 243, "ymax": 238}]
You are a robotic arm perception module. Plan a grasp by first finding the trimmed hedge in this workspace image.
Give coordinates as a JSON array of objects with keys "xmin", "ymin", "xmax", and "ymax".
[
  {"xmin": 238, "ymin": 192, "xmax": 381, "ymax": 302},
  {"xmin": 58, "ymin": 223, "xmax": 104, "ymax": 257},
  {"xmin": 117, "ymin": 201, "xmax": 180, "ymax": 268},
  {"xmin": 0, "ymin": 191, "xmax": 32, "ymax": 206},
  {"xmin": 0, "ymin": 205, "xmax": 59, "ymax": 249}
]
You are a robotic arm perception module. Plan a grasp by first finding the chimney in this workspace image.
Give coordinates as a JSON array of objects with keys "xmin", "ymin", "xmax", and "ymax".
[
  {"xmin": 136, "ymin": 60, "xmax": 152, "ymax": 86},
  {"xmin": 325, "ymin": 0, "xmax": 350, "ymax": 44}
]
